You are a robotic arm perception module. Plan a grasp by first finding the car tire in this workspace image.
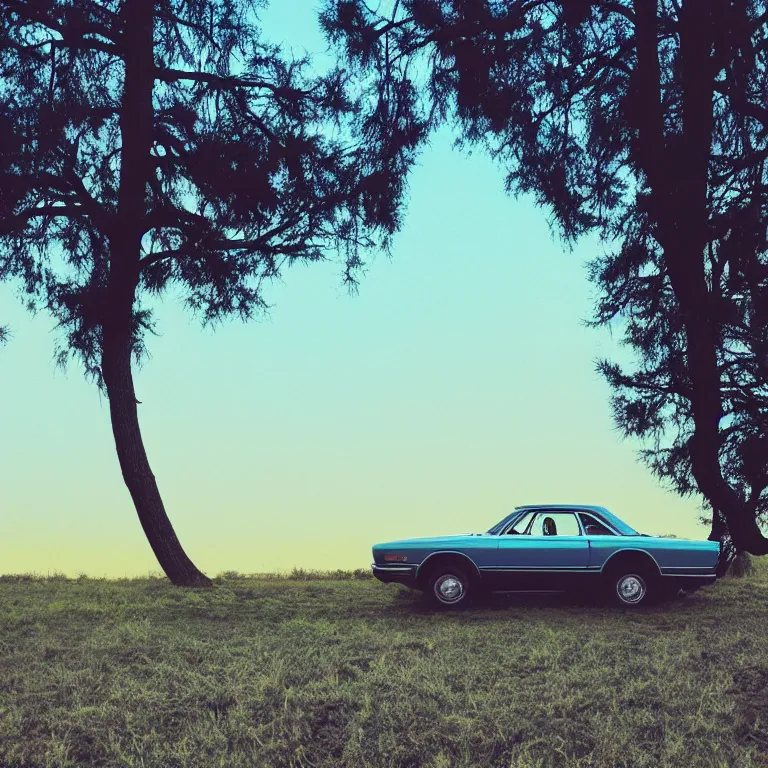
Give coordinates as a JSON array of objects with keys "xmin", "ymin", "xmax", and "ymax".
[
  {"xmin": 427, "ymin": 565, "xmax": 473, "ymax": 610},
  {"xmin": 605, "ymin": 564, "xmax": 657, "ymax": 608}
]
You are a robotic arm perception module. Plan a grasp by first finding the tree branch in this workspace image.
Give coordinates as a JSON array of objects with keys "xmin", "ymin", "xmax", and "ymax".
[
  {"xmin": 712, "ymin": 81, "xmax": 768, "ymax": 136},
  {"xmin": 154, "ymin": 67, "xmax": 309, "ymax": 98},
  {"xmin": 2, "ymin": 0, "xmax": 120, "ymax": 54},
  {"xmin": 594, "ymin": 1, "xmax": 636, "ymax": 24},
  {"xmin": 0, "ymin": 204, "xmax": 89, "ymax": 232}
]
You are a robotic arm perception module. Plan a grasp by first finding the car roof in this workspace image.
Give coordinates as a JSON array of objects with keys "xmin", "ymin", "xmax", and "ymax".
[{"xmin": 514, "ymin": 504, "xmax": 639, "ymax": 535}]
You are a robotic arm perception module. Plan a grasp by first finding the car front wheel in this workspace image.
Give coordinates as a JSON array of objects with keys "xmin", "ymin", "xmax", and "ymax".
[{"xmin": 427, "ymin": 565, "xmax": 472, "ymax": 610}]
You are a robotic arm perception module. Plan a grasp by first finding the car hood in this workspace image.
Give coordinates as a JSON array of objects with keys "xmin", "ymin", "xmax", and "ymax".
[{"xmin": 374, "ymin": 533, "xmax": 488, "ymax": 549}]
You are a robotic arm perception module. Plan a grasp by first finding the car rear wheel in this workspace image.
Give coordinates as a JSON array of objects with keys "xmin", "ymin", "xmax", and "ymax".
[
  {"xmin": 427, "ymin": 565, "xmax": 472, "ymax": 610},
  {"xmin": 605, "ymin": 565, "xmax": 657, "ymax": 608}
]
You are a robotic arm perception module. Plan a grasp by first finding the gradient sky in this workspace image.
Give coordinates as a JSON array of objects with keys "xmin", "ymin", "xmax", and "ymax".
[{"xmin": 0, "ymin": 0, "xmax": 710, "ymax": 578}]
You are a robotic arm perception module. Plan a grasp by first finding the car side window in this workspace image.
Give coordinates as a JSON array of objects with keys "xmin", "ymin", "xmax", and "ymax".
[
  {"xmin": 579, "ymin": 513, "xmax": 615, "ymax": 536},
  {"xmin": 529, "ymin": 512, "xmax": 581, "ymax": 536}
]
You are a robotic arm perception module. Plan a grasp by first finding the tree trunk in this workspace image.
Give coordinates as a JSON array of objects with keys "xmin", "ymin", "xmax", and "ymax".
[
  {"xmin": 708, "ymin": 510, "xmax": 735, "ymax": 577},
  {"xmin": 675, "ymin": 0, "xmax": 768, "ymax": 555},
  {"xmin": 633, "ymin": 0, "xmax": 768, "ymax": 555},
  {"xmin": 707, "ymin": 508, "xmax": 728, "ymax": 543},
  {"xmin": 102, "ymin": 317, "xmax": 212, "ymax": 587},
  {"xmin": 100, "ymin": 0, "xmax": 211, "ymax": 587}
]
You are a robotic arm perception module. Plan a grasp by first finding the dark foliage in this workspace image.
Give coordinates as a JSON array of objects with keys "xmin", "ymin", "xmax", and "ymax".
[
  {"xmin": 322, "ymin": 0, "xmax": 768, "ymax": 553},
  {"xmin": 0, "ymin": 0, "xmax": 421, "ymax": 381},
  {"xmin": 0, "ymin": 0, "xmax": 425, "ymax": 584}
]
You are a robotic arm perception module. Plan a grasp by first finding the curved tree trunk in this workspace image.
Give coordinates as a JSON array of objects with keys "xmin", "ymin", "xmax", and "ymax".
[
  {"xmin": 98, "ymin": 0, "xmax": 211, "ymax": 587},
  {"xmin": 102, "ymin": 315, "xmax": 212, "ymax": 587}
]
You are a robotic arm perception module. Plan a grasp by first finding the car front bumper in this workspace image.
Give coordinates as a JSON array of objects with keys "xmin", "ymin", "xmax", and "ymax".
[{"xmin": 371, "ymin": 563, "xmax": 418, "ymax": 586}]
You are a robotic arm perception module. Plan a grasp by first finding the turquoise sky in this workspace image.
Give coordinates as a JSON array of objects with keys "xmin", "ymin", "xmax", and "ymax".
[{"xmin": 0, "ymin": 0, "xmax": 709, "ymax": 578}]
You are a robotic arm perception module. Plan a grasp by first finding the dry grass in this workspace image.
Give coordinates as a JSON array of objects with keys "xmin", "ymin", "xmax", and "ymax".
[{"xmin": 1, "ymin": 564, "xmax": 767, "ymax": 767}]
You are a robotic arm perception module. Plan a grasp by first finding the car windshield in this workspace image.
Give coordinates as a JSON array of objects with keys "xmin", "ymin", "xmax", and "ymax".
[{"xmin": 486, "ymin": 512, "xmax": 520, "ymax": 535}]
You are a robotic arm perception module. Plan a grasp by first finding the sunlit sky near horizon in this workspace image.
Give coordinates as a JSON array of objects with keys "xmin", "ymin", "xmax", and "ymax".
[{"xmin": 0, "ymin": 0, "xmax": 710, "ymax": 578}]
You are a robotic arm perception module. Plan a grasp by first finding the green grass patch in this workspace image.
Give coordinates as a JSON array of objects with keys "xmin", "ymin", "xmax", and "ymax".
[{"xmin": 1, "ymin": 564, "xmax": 768, "ymax": 767}]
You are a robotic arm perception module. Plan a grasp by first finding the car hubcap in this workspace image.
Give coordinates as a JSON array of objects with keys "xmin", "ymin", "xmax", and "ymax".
[
  {"xmin": 435, "ymin": 575, "xmax": 464, "ymax": 603},
  {"xmin": 617, "ymin": 574, "xmax": 646, "ymax": 604}
]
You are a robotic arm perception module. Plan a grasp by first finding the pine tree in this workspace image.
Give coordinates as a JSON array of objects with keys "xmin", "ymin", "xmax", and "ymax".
[
  {"xmin": 323, "ymin": 0, "xmax": 768, "ymax": 554},
  {"xmin": 0, "ymin": 0, "xmax": 424, "ymax": 584}
]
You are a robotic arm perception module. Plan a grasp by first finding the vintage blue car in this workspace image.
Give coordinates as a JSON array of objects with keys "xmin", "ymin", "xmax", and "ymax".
[{"xmin": 371, "ymin": 504, "xmax": 721, "ymax": 609}]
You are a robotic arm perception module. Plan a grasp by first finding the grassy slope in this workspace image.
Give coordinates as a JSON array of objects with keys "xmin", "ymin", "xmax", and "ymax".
[{"xmin": 1, "ymin": 565, "xmax": 768, "ymax": 768}]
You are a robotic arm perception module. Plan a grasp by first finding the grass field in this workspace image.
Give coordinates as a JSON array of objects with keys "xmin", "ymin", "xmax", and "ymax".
[{"xmin": 1, "ymin": 564, "xmax": 768, "ymax": 768}]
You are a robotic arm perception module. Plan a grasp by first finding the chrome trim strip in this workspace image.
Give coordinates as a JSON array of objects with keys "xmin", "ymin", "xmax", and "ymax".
[
  {"xmin": 476, "ymin": 566, "xmax": 716, "ymax": 577},
  {"xmin": 372, "ymin": 565, "xmax": 416, "ymax": 573},
  {"xmin": 661, "ymin": 573, "xmax": 716, "ymax": 579},
  {"xmin": 478, "ymin": 566, "xmax": 599, "ymax": 573}
]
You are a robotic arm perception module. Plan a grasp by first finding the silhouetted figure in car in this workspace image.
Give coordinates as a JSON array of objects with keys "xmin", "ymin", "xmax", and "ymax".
[{"xmin": 542, "ymin": 517, "xmax": 557, "ymax": 536}]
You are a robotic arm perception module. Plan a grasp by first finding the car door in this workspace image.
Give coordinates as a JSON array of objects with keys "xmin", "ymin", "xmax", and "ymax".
[{"xmin": 490, "ymin": 511, "xmax": 590, "ymax": 590}]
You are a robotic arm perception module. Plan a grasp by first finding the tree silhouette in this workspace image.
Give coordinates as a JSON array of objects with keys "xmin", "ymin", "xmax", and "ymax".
[
  {"xmin": 0, "ymin": 0, "xmax": 424, "ymax": 585},
  {"xmin": 322, "ymin": 0, "xmax": 768, "ymax": 555},
  {"xmin": 591, "ymin": 151, "xmax": 768, "ymax": 565}
]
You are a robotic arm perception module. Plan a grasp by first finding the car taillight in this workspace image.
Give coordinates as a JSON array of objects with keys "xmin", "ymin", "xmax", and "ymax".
[{"xmin": 384, "ymin": 554, "xmax": 408, "ymax": 562}]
